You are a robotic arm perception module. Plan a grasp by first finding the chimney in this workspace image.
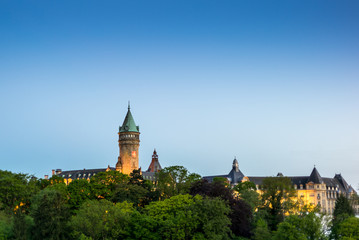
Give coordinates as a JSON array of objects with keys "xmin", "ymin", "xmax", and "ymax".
[
  {"xmin": 44, "ymin": 175, "xmax": 49, "ymax": 180},
  {"xmin": 52, "ymin": 169, "xmax": 55, "ymax": 176}
]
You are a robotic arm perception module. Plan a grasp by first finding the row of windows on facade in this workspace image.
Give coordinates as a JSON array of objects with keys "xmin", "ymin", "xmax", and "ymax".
[
  {"xmin": 60, "ymin": 173, "xmax": 156, "ymax": 180},
  {"xmin": 61, "ymin": 173, "xmax": 96, "ymax": 178},
  {"xmin": 303, "ymin": 192, "xmax": 339, "ymax": 199},
  {"xmin": 120, "ymin": 134, "xmax": 138, "ymax": 139},
  {"xmin": 143, "ymin": 175, "xmax": 155, "ymax": 180},
  {"xmin": 252, "ymin": 183, "xmax": 340, "ymax": 191},
  {"xmin": 294, "ymin": 184, "xmax": 340, "ymax": 191}
]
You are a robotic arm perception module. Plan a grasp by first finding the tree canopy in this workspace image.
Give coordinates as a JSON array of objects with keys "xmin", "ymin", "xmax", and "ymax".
[{"xmin": 0, "ymin": 167, "xmax": 357, "ymax": 240}]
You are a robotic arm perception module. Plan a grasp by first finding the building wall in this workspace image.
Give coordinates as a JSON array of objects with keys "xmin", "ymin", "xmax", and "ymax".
[{"xmin": 116, "ymin": 132, "xmax": 140, "ymax": 175}]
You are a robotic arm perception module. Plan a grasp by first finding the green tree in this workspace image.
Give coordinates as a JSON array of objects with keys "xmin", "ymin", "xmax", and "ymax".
[
  {"xmin": 125, "ymin": 211, "xmax": 161, "ymax": 240},
  {"xmin": 190, "ymin": 197, "xmax": 231, "ymax": 240},
  {"xmin": 143, "ymin": 194, "xmax": 202, "ymax": 239},
  {"xmin": 349, "ymin": 193, "xmax": 359, "ymax": 214},
  {"xmin": 112, "ymin": 183, "xmax": 149, "ymax": 207},
  {"xmin": 112, "ymin": 169, "xmax": 159, "ymax": 207},
  {"xmin": 0, "ymin": 211, "xmax": 13, "ymax": 240},
  {"xmin": 141, "ymin": 194, "xmax": 231, "ymax": 240},
  {"xmin": 0, "ymin": 170, "xmax": 39, "ymax": 212},
  {"xmin": 333, "ymin": 194, "xmax": 355, "ymax": 218},
  {"xmin": 11, "ymin": 210, "xmax": 34, "ymax": 240},
  {"xmin": 331, "ymin": 194, "xmax": 356, "ymax": 240},
  {"xmin": 301, "ymin": 212, "xmax": 327, "ymax": 240},
  {"xmin": 47, "ymin": 175, "xmax": 66, "ymax": 185},
  {"xmin": 90, "ymin": 171, "xmax": 129, "ymax": 200},
  {"xmin": 259, "ymin": 176, "xmax": 298, "ymax": 230},
  {"xmin": 190, "ymin": 180, "xmax": 252, "ymax": 238},
  {"xmin": 265, "ymin": 212, "xmax": 328, "ymax": 240},
  {"xmin": 30, "ymin": 188, "xmax": 70, "ymax": 240},
  {"xmin": 156, "ymin": 166, "xmax": 201, "ymax": 198},
  {"xmin": 233, "ymin": 181, "xmax": 260, "ymax": 213},
  {"xmin": 336, "ymin": 217, "xmax": 359, "ymax": 240},
  {"xmin": 213, "ymin": 177, "xmax": 230, "ymax": 187},
  {"xmin": 129, "ymin": 169, "xmax": 145, "ymax": 185},
  {"xmin": 67, "ymin": 179, "xmax": 93, "ymax": 211},
  {"xmin": 272, "ymin": 220, "xmax": 306, "ymax": 240},
  {"xmin": 71, "ymin": 199, "xmax": 133, "ymax": 240},
  {"xmin": 252, "ymin": 218, "xmax": 272, "ymax": 240}
]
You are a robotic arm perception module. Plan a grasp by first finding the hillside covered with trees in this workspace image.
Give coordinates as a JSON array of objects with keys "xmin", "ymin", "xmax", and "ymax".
[{"xmin": 0, "ymin": 166, "xmax": 358, "ymax": 240}]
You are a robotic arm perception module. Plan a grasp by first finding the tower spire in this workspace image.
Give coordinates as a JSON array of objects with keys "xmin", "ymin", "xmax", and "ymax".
[{"xmin": 119, "ymin": 103, "xmax": 139, "ymax": 133}]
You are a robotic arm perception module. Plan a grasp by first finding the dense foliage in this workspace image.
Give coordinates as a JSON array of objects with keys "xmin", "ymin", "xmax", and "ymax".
[{"xmin": 0, "ymin": 168, "xmax": 358, "ymax": 240}]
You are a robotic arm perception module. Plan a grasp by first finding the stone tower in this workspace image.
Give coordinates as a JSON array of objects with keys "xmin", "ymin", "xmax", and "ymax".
[{"xmin": 116, "ymin": 104, "xmax": 140, "ymax": 175}]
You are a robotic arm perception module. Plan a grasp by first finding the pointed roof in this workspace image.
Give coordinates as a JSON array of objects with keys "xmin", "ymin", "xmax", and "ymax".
[
  {"xmin": 228, "ymin": 157, "xmax": 244, "ymax": 184},
  {"xmin": 232, "ymin": 157, "xmax": 239, "ymax": 172},
  {"xmin": 308, "ymin": 167, "xmax": 323, "ymax": 184},
  {"xmin": 119, "ymin": 104, "xmax": 139, "ymax": 133},
  {"xmin": 147, "ymin": 149, "xmax": 162, "ymax": 172}
]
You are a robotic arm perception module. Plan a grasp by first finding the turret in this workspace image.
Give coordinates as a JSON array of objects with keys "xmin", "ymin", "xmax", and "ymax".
[
  {"xmin": 116, "ymin": 103, "xmax": 140, "ymax": 175},
  {"xmin": 147, "ymin": 149, "xmax": 162, "ymax": 172}
]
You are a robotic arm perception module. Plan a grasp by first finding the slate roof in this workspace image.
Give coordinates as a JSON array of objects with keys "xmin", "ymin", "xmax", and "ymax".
[
  {"xmin": 142, "ymin": 171, "xmax": 157, "ymax": 181},
  {"xmin": 246, "ymin": 176, "xmax": 266, "ymax": 185},
  {"xmin": 228, "ymin": 168, "xmax": 245, "ymax": 184},
  {"xmin": 147, "ymin": 149, "xmax": 162, "ymax": 172},
  {"xmin": 203, "ymin": 159, "xmax": 245, "ymax": 184},
  {"xmin": 308, "ymin": 167, "xmax": 323, "ymax": 184},
  {"xmin": 289, "ymin": 176, "xmax": 309, "ymax": 186},
  {"xmin": 204, "ymin": 164, "xmax": 356, "ymax": 196},
  {"xmin": 57, "ymin": 167, "xmax": 115, "ymax": 180}
]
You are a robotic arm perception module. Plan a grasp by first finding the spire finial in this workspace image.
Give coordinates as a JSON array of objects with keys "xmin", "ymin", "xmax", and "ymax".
[{"xmin": 128, "ymin": 101, "xmax": 130, "ymax": 110}]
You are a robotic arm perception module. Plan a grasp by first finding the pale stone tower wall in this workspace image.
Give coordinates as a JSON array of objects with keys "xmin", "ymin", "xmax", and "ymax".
[{"xmin": 116, "ymin": 131, "xmax": 140, "ymax": 175}]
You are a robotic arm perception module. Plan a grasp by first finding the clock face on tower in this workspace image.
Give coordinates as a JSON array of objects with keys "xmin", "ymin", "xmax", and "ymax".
[{"xmin": 132, "ymin": 151, "xmax": 137, "ymax": 158}]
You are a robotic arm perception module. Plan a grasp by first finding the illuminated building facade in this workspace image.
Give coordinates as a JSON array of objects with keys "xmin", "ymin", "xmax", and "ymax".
[{"xmin": 203, "ymin": 158, "xmax": 358, "ymax": 214}]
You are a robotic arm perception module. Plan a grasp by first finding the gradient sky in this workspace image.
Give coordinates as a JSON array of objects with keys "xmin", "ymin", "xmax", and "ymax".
[{"xmin": 1, "ymin": 1, "xmax": 358, "ymax": 187}]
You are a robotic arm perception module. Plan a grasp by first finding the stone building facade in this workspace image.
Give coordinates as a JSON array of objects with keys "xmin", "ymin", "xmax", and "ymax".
[{"xmin": 204, "ymin": 158, "xmax": 358, "ymax": 214}]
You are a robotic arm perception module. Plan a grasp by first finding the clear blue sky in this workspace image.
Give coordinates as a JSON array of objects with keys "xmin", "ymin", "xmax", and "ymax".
[{"xmin": 1, "ymin": 1, "xmax": 358, "ymax": 187}]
